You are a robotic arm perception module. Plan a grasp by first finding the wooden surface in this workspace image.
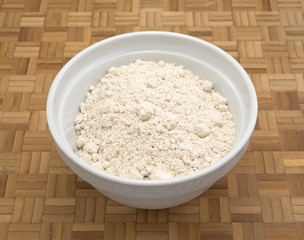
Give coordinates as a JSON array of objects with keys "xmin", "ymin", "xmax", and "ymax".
[{"xmin": 1, "ymin": 0, "xmax": 304, "ymax": 239}]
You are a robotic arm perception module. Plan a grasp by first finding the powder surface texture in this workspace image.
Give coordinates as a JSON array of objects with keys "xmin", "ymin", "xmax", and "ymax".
[{"xmin": 74, "ymin": 60, "xmax": 235, "ymax": 180}]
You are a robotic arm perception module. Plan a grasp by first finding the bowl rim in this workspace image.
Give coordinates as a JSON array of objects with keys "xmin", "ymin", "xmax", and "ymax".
[{"xmin": 47, "ymin": 31, "xmax": 258, "ymax": 186}]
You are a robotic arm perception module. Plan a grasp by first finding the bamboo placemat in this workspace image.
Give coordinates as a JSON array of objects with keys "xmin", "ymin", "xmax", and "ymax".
[{"xmin": 1, "ymin": 0, "xmax": 304, "ymax": 239}]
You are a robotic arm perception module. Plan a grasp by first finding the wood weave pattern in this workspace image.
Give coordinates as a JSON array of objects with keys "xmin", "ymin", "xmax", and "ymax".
[{"xmin": 1, "ymin": 0, "xmax": 304, "ymax": 239}]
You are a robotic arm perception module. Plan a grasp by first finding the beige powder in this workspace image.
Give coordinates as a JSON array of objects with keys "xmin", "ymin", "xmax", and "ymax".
[{"xmin": 74, "ymin": 60, "xmax": 235, "ymax": 180}]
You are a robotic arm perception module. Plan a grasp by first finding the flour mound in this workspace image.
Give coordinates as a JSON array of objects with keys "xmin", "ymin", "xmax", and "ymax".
[{"xmin": 74, "ymin": 60, "xmax": 235, "ymax": 180}]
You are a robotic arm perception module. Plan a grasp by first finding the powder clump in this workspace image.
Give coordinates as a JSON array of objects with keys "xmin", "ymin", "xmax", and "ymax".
[{"xmin": 74, "ymin": 60, "xmax": 235, "ymax": 180}]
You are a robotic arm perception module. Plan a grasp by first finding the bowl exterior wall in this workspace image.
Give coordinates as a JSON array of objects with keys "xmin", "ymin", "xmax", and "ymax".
[{"xmin": 55, "ymin": 139, "xmax": 250, "ymax": 209}]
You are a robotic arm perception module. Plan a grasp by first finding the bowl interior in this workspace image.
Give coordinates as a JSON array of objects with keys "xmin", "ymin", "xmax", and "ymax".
[{"xmin": 48, "ymin": 32, "xmax": 256, "ymax": 177}]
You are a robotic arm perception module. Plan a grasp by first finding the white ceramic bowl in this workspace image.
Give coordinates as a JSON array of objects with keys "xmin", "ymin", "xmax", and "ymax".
[{"xmin": 47, "ymin": 31, "xmax": 257, "ymax": 209}]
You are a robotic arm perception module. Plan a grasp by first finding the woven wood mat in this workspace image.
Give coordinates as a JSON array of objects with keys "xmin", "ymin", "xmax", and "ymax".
[{"xmin": 1, "ymin": 0, "xmax": 304, "ymax": 239}]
